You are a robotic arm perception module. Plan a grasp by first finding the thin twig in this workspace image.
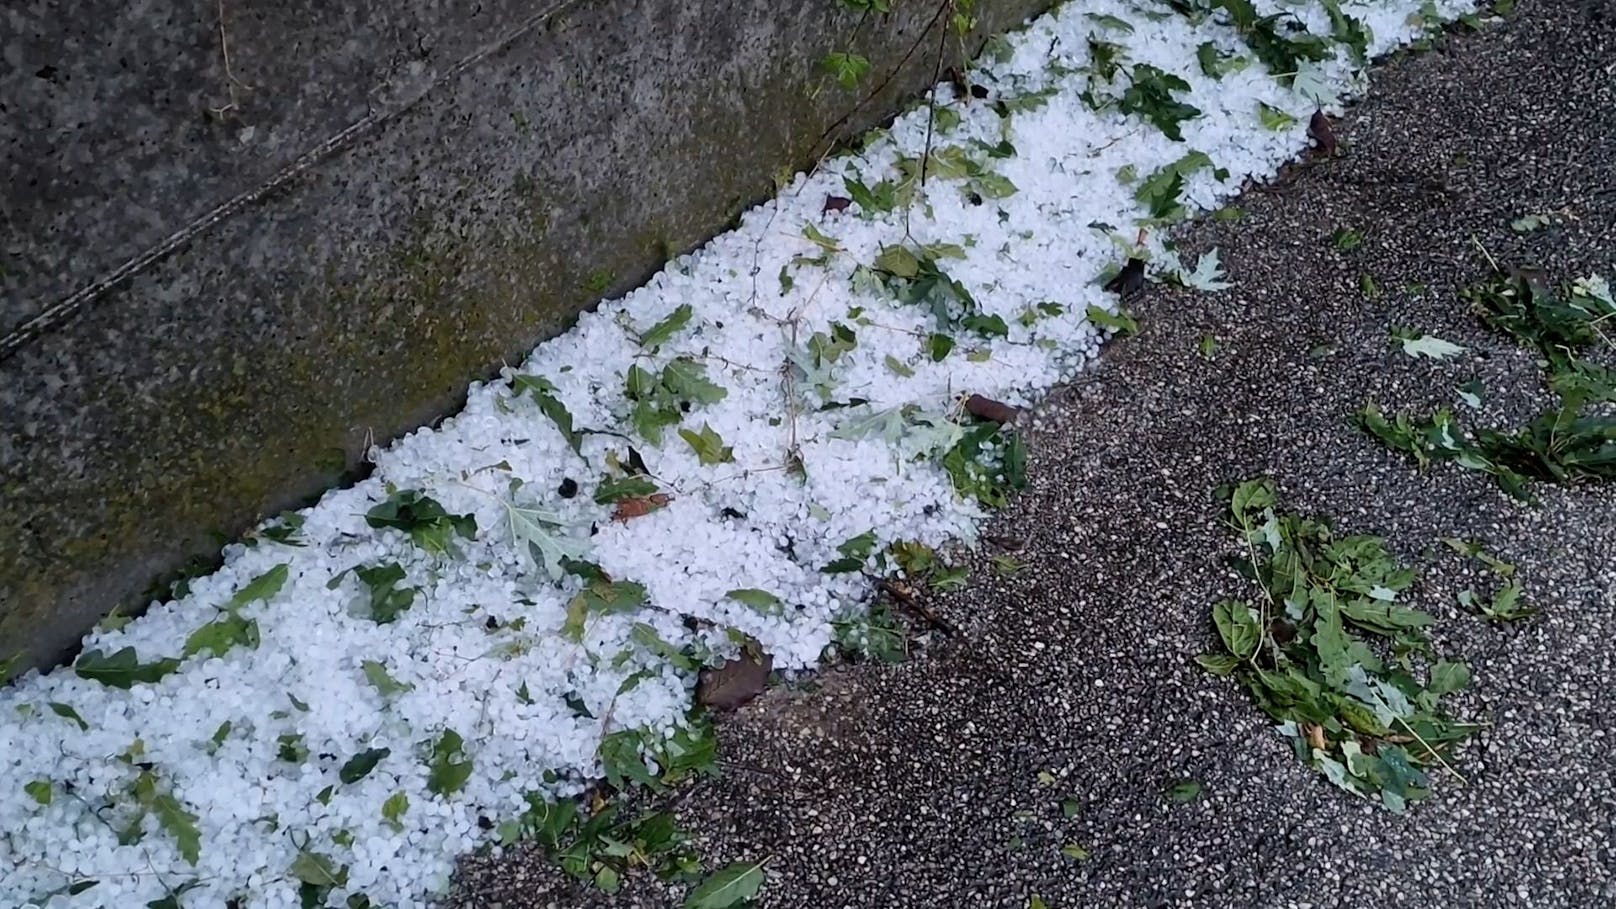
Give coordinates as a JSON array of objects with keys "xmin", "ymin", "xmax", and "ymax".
[
  {"xmin": 1396, "ymin": 717, "xmax": 1470, "ymax": 785},
  {"xmin": 917, "ymin": 1, "xmax": 952, "ymax": 190},
  {"xmin": 876, "ymin": 577, "xmax": 961, "ymax": 637},
  {"xmin": 807, "ymin": 0, "xmax": 957, "ymax": 161},
  {"xmin": 208, "ymin": 0, "xmax": 253, "ymax": 119}
]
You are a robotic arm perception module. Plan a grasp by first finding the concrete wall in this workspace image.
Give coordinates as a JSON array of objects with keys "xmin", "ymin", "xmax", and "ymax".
[{"xmin": 0, "ymin": 0, "xmax": 1053, "ymax": 675}]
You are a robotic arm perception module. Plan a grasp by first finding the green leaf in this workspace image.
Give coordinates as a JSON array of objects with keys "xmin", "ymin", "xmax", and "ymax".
[
  {"xmin": 1197, "ymin": 41, "xmax": 1248, "ymax": 78},
  {"xmin": 1332, "ymin": 228, "xmax": 1364, "ymax": 250},
  {"xmin": 381, "ymin": 791, "xmax": 409, "ymax": 829},
  {"xmin": 1086, "ymin": 11, "xmax": 1135, "ymax": 31},
  {"xmin": 680, "ymin": 423, "xmax": 735, "ymax": 465},
  {"xmin": 183, "ymin": 612, "xmax": 261, "ymax": 659},
  {"xmin": 48, "ymin": 702, "xmax": 89, "ymax": 731},
  {"xmin": 726, "ymin": 589, "xmax": 783, "ymax": 614},
  {"xmin": 1257, "ymin": 101, "xmax": 1297, "ymax": 131},
  {"xmin": 1212, "ymin": 600, "xmax": 1261, "ymax": 659},
  {"xmin": 823, "ymin": 530, "xmax": 879, "ymax": 573},
  {"xmin": 1085, "ymin": 304, "xmax": 1139, "ymax": 337},
  {"xmin": 1340, "ymin": 600, "xmax": 1436, "ymax": 634},
  {"xmin": 884, "ymin": 354, "xmax": 915, "ymax": 377},
  {"xmin": 1174, "ymin": 249, "xmax": 1231, "ymax": 292},
  {"xmin": 662, "ymin": 358, "xmax": 728, "ymax": 405},
  {"xmin": 290, "ymin": 850, "xmax": 349, "ymax": 888},
  {"xmin": 683, "ymin": 861, "xmax": 767, "ymax": 909},
  {"xmin": 24, "ymin": 779, "xmax": 52, "ymax": 806},
  {"xmin": 353, "ymin": 562, "xmax": 418, "ymax": 624},
  {"xmin": 365, "ymin": 491, "xmax": 477, "ymax": 556},
  {"xmin": 1397, "ymin": 331, "xmax": 1466, "ymax": 359},
  {"xmin": 640, "ymin": 304, "xmax": 694, "ymax": 349},
  {"xmin": 1165, "ymin": 779, "xmax": 1203, "ymax": 803},
  {"xmin": 962, "ymin": 313, "xmax": 1009, "ymax": 338},
  {"xmin": 807, "ymin": 323, "xmax": 858, "ymax": 367},
  {"xmin": 426, "ymin": 729, "xmax": 474, "ymax": 797},
  {"xmin": 512, "ymin": 373, "xmax": 583, "ymax": 454},
  {"xmin": 1440, "ymin": 537, "xmax": 1515, "ymax": 577},
  {"xmin": 1061, "ymin": 842, "xmax": 1090, "ymax": 860},
  {"xmin": 1135, "ymin": 151, "xmax": 1213, "ymax": 221},
  {"xmin": 1483, "ymin": 581, "xmax": 1536, "ymax": 621},
  {"xmin": 973, "ymin": 172, "xmax": 1018, "ymax": 199},
  {"xmin": 821, "ymin": 51, "xmax": 870, "ymax": 89},
  {"xmin": 928, "ymin": 333, "xmax": 956, "ymax": 361},
  {"xmin": 339, "ymin": 747, "xmax": 391, "ymax": 785},
  {"xmin": 74, "ymin": 647, "xmax": 181, "ymax": 690},
  {"xmin": 599, "ymin": 729, "xmax": 661, "ymax": 790},
  {"xmin": 208, "ymin": 721, "xmax": 233, "ymax": 753},
  {"xmin": 843, "ymin": 176, "xmax": 898, "ymax": 215},
  {"xmin": 594, "ymin": 475, "xmax": 660, "ymax": 504},
  {"xmin": 631, "ymin": 623, "xmax": 698, "ymax": 671},
  {"xmin": 874, "ymin": 244, "xmax": 921, "ymax": 279},
  {"xmin": 1427, "ymin": 662, "xmax": 1471, "ymax": 698},
  {"xmin": 133, "ymin": 772, "xmax": 201, "ymax": 866},
  {"xmin": 564, "ymin": 580, "xmax": 650, "ymax": 639},
  {"xmin": 504, "ymin": 500, "xmax": 590, "ymax": 579},
  {"xmin": 361, "ymin": 659, "xmax": 414, "ymax": 696},
  {"xmin": 1195, "ymin": 652, "xmax": 1240, "ymax": 676},
  {"xmin": 1117, "ymin": 64, "xmax": 1202, "ymax": 141},
  {"xmin": 278, "ymin": 733, "xmax": 309, "ymax": 763},
  {"xmin": 801, "ymin": 223, "xmax": 842, "ymax": 253},
  {"xmin": 226, "ymin": 564, "xmax": 290, "ymax": 609},
  {"xmin": 1229, "ymin": 478, "xmax": 1276, "ymax": 518},
  {"xmin": 1322, "ymin": 0, "xmax": 1372, "ymax": 62}
]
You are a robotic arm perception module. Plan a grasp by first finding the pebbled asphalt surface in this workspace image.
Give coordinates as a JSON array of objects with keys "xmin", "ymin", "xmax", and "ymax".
[{"xmin": 451, "ymin": 2, "xmax": 1616, "ymax": 906}]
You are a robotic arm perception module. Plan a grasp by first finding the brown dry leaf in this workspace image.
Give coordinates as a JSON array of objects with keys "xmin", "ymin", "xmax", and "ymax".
[
  {"xmin": 612, "ymin": 493, "xmax": 672, "ymax": 522},
  {"xmin": 964, "ymin": 394, "xmax": 1020, "ymax": 425},
  {"xmin": 697, "ymin": 649, "xmax": 774, "ymax": 711},
  {"xmin": 1309, "ymin": 110, "xmax": 1337, "ymax": 157},
  {"xmin": 823, "ymin": 195, "xmax": 852, "ymax": 215},
  {"xmin": 1305, "ymin": 723, "xmax": 1326, "ymax": 751}
]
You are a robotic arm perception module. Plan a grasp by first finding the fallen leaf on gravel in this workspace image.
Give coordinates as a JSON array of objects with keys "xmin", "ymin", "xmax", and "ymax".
[
  {"xmin": 684, "ymin": 860, "xmax": 766, "ymax": 909},
  {"xmin": 697, "ymin": 649, "xmax": 774, "ymax": 711},
  {"xmin": 964, "ymin": 394, "xmax": 1020, "ymax": 424},
  {"xmin": 612, "ymin": 494, "xmax": 672, "ymax": 522},
  {"xmin": 1309, "ymin": 110, "xmax": 1337, "ymax": 156},
  {"xmin": 1305, "ymin": 723, "xmax": 1326, "ymax": 751},
  {"xmin": 1395, "ymin": 330, "xmax": 1467, "ymax": 359},
  {"xmin": 1166, "ymin": 779, "xmax": 1203, "ymax": 803}
]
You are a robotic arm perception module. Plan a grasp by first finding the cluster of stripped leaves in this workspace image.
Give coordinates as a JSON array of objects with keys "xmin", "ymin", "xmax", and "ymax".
[
  {"xmin": 496, "ymin": 723, "xmax": 767, "ymax": 909},
  {"xmin": 1199, "ymin": 480, "xmax": 1481, "ymax": 812},
  {"xmin": 1358, "ymin": 269, "xmax": 1616, "ymax": 500}
]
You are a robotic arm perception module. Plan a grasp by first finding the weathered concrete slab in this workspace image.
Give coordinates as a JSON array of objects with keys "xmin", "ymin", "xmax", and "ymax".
[{"xmin": 0, "ymin": 0, "xmax": 1053, "ymax": 673}]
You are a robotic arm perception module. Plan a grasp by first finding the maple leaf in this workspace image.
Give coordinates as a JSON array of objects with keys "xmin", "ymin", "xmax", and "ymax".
[{"xmin": 502, "ymin": 500, "xmax": 589, "ymax": 579}]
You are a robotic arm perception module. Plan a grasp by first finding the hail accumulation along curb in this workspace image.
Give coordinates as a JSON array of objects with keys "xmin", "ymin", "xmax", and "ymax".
[{"xmin": 1, "ymin": 0, "xmax": 1485, "ymax": 906}]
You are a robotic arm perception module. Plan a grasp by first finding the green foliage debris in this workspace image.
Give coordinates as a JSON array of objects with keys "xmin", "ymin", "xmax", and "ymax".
[{"xmin": 1198, "ymin": 479, "xmax": 1481, "ymax": 811}]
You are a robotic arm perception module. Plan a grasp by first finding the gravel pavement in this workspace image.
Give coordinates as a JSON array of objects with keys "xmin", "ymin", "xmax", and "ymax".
[{"xmin": 451, "ymin": 2, "xmax": 1616, "ymax": 906}]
